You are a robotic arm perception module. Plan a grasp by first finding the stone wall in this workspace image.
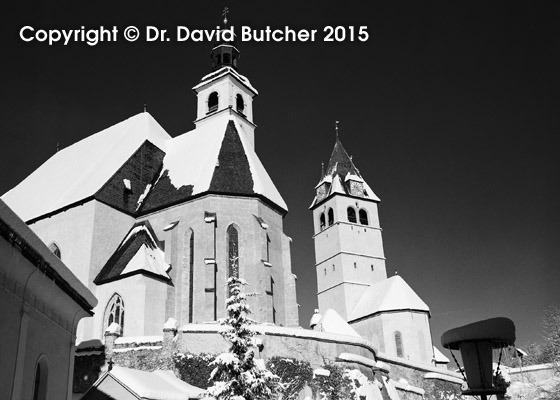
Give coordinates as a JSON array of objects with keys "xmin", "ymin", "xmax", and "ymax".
[{"xmin": 74, "ymin": 322, "xmax": 465, "ymax": 399}]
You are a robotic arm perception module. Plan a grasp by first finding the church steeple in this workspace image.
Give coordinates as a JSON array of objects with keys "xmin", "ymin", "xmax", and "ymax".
[
  {"xmin": 311, "ymin": 124, "xmax": 379, "ymax": 208},
  {"xmin": 210, "ymin": 7, "xmax": 240, "ymax": 71},
  {"xmin": 310, "ymin": 126, "xmax": 387, "ymax": 320}
]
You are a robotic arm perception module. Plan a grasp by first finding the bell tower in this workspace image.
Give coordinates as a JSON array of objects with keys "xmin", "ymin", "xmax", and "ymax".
[
  {"xmin": 310, "ymin": 124, "xmax": 387, "ymax": 320},
  {"xmin": 192, "ymin": 8, "xmax": 258, "ymax": 148}
]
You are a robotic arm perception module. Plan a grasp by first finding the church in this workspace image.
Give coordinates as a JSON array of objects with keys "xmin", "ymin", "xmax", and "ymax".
[{"xmin": 3, "ymin": 19, "xmax": 442, "ymax": 373}]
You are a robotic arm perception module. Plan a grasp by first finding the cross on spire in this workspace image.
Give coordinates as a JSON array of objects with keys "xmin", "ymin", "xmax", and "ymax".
[
  {"xmin": 335, "ymin": 120, "xmax": 340, "ymax": 138},
  {"xmin": 222, "ymin": 6, "xmax": 229, "ymax": 26}
]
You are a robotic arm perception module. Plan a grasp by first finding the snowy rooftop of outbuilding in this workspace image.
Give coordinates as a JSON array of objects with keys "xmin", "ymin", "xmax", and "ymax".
[
  {"xmin": 2, "ymin": 112, "xmax": 170, "ymax": 222},
  {"xmin": 348, "ymin": 275, "xmax": 430, "ymax": 322},
  {"xmin": 314, "ymin": 308, "xmax": 362, "ymax": 338},
  {"xmin": 105, "ymin": 366, "xmax": 206, "ymax": 399}
]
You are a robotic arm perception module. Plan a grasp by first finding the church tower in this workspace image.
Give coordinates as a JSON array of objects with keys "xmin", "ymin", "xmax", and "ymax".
[
  {"xmin": 193, "ymin": 13, "xmax": 257, "ymax": 149},
  {"xmin": 310, "ymin": 126, "xmax": 387, "ymax": 320}
]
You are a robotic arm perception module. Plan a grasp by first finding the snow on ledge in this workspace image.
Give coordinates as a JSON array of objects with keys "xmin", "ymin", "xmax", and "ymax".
[
  {"xmin": 394, "ymin": 379, "xmax": 425, "ymax": 395},
  {"xmin": 337, "ymin": 353, "xmax": 377, "ymax": 368},
  {"xmin": 424, "ymin": 372, "xmax": 465, "ymax": 385},
  {"xmin": 113, "ymin": 345, "xmax": 163, "ymax": 353},
  {"xmin": 377, "ymin": 351, "xmax": 463, "ymax": 379},
  {"xmin": 179, "ymin": 324, "xmax": 377, "ymax": 355},
  {"xmin": 115, "ymin": 336, "xmax": 163, "ymax": 345}
]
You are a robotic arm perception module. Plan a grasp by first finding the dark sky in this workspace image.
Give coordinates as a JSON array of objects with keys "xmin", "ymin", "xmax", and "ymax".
[{"xmin": 2, "ymin": 1, "xmax": 559, "ymax": 351}]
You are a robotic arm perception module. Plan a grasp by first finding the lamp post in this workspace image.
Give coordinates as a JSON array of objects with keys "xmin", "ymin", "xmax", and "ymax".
[{"xmin": 441, "ymin": 317, "xmax": 515, "ymax": 400}]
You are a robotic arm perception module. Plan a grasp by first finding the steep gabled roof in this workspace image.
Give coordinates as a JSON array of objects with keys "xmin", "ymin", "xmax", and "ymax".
[
  {"xmin": 310, "ymin": 136, "xmax": 379, "ymax": 208},
  {"xmin": 94, "ymin": 221, "xmax": 170, "ymax": 284},
  {"xmin": 2, "ymin": 112, "xmax": 171, "ymax": 222},
  {"xmin": 139, "ymin": 114, "xmax": 287, "ymax": 213},
  {"xmin": 2, "ymin": 111, "xmax": 287, "ymax": 221},
  {"xmin": 348, "ymin": 275, "xmax": 430, "ymax": 322},
  {"xmin": 315, "ymin": 308, "xmax": 362, "ymax": 338}
]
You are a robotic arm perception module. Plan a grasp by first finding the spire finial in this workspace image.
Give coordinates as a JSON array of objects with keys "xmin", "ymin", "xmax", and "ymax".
[
  {"xmin": 335, "ymin": 120, "xmax": 339, "ymax": 138},
  {"xmin": 222, "ymin": 6, "xmax": 229, "ymax": 26},
  {"xmin": 56, "ymin": 142, "xmax": 60, "ymax": 152},
  {"xmin": 321, "ymin": 161, "xmax": 324, "ymax": 177},
  {"xmin": 143, "ymin": 104, "xmax": 147, "ymax": 113}
]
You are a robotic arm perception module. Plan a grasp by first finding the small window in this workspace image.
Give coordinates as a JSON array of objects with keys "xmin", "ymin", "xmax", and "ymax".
[
  {"xmin": 48, "ymin": 242, "xmax": 61, "ymax": 259},
  {"xmin": 319, "ymin": 213, "xmax": 326, "ymax": 231},
  {"xmin": 328, "ymin": 208, "xmax": 334, "ymax": 226},
  {"xmin": 395, "ymin": 331, "xmax": 404, "ymax": 358},
  {"xmin": 332, "ymin": 264, "xmax": 335, "ymax": 271},
  {"xmin": 266, "ymin": 234, "xmax": 271, "ymax": 262},
  {"xmin": 208, "ymin": 92, "xmax": 219, "ymax": 113},
  {"xmin": 371, "ymin": 265, "xmax": 374, "ymax": 271},
  {"xmin": 354, "ymin": 262, "xmax": 357, "ymax": 269},
  {"xmin": 347, "ymin": 207, "xmax": 357, "ymax": 223},
  {"xmin": 216, "ymin": 54, "xmax": 222, "ymax": 64},
  {"xmin": 324, "ymin": 268, "xmax": 326, "ymax": 275},
  {"xmin": 223, "ymin": 53, "xmax": 231, "ymax": 64},
  {"xmin": 359, "ymin": 209, "xmax": 369, "ymax": 225},
  {"xmin": 236, "ymin": 94, "xmax": 245, "ymax": 114}
]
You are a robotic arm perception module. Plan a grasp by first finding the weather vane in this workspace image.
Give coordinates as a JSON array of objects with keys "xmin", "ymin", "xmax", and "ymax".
[{"xmin": 222, "ymin": 7, "xmax": 229, "ymax": 26}]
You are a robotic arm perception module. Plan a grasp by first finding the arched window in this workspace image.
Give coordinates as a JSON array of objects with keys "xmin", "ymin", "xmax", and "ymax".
[
  {"xmin": 48, "ymin": 242, "xmax": 61, "ymax": 258},
  {"xmin": 347, "ymin": 207, "xmax": 357, "ymax": 223},
  {"xmin": 208, "ymin": 92, "xmax": 219, "ymax": 113},
  {"xmin": 33, "ymin": 356, "xmax": 48, "ymax": 400},
  {"xmin": 105, "ymin": 294, "xmax": 125, "ymax": 334},
  {"xmin": 189, "ymin": 230, "xmax": 195, "ymax": 323},
  {"xmin": 227, "ymin": 225, "xmax": 239, "ymax": 278},
  {"xmin": 236, "ymin": 94, "xmax": 244, "ymax": 114},
  {"xmin": 395, "ymin": 331, "xmax": 404, "ymax": 358},
  {"xmin": 223, "ymin": 53, "xmax": 231, "ymax": 64},
  {"xmin": 327, "ymin": 208, "xmax": 334, "ymax": 226},
  {"xmin": 319, "ymin": 213, "xmax": 326, "ymax": 231},
  {"xmin": 359, "ymin": 209, "xmax": 369, "ymax": 225}
]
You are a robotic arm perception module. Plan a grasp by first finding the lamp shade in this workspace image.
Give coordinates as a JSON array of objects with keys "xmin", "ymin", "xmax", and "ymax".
[{"xmin": 441, "ymin": 317, "xmax": 515, "ymax": 396}]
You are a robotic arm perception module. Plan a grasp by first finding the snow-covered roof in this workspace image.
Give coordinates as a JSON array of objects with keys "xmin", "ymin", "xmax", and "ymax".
[
  {"xmin": 94, "ymin": 221, "xmax": 170, "ymax": 284},
  {"xmin": 433, "ymin": 346, "xmax": 450, "ymax": 364},
  {"xmin": 143, "ymin": 114, "xmax": 287, "ymax": 212},
  {"xmin": 311, "ymin": 136, "xmax": 380, "ymax": 208},
  {"xmin": 193, "ymin": 66, "xmax": 258, "ymax": 95},
  {"xmin": 441, "ymin": 317, "xmax": 516, "ymax": 350},
  {"xmin": 102, "ymin": 366, "xmax": 206, "ymax": 399},
  {"xmin": 2, "ymin": 112, "xmax": 171, "ymax": 222},
  {"xmin": 314, "ymin": 308, "xmax": 362, "ymax": 338},
  {"xmin": 348, "ymin": 275, "xmax": 430, "ymax": 322},
  {"xmin": 3, "ymin": 110, "xmax": 287, "ymax": 221}
]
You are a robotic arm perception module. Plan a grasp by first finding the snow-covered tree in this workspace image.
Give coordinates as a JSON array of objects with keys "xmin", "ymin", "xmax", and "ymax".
[{"xmin": 207, "ymin": 254, "xmax": 281, "ymax": 400}]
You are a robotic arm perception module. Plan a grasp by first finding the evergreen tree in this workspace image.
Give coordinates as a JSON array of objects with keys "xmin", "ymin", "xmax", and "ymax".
[{"xmin": 207, "ymin": 253, "xmax": 280, "ymax": 400}]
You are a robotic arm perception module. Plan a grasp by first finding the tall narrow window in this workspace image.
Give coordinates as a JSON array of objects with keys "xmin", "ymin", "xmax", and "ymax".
[
  {"xmin": 319, "ymin": 213, "xmax": 326, "ymax": 231},
  {"xmin": 227, "ymin": 225, "xmax": 239, "ymax": 278},
  {"xmin": 359, "ymin": 209, "xmax": 369, "ymax": 225},
  {"xmin": 395, "ymin": 331, "xmax": 404, "ymax": 358},
  {"xmin": 208, "ymin": 92, "xmax": 218, "ymax": 113},
  {"xmin": 33, "ymin": 356, "xmax": 48, "ymax": 400},
  {"xmin": 266, "ymin": 234, "xmax": 271, "ymax": 262},
  {"xmin": 105, "ymin": 294, "xmax": 125, "ymax": 334},
  {"xmin": 328, "ymin": 208, "xmax": 334, "ymax": 226},
  {"xmin": 347, "ymin": 207, "xmax": 357, "ymax": 223},
  {"xmin": 189, "ymin": 230, "xmax": 194, "ymax": 323},
  {"xmin": 236, "ymin": 94, "xmax": 245, "ymax": 114}
]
